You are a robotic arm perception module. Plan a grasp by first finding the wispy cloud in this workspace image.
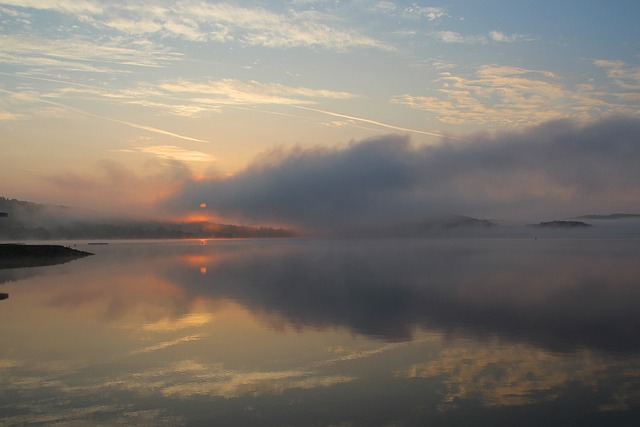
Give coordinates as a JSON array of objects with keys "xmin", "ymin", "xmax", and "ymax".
[
  {"xmin": 431, "ymin": 30, "xmax": 533, "ymax": 45},
  {"xmin": 0, "ymin": 34, "xmax": 177, "ymax": 72},
  {"xmin": 0, "ymin": 87, "xmax": 210, "ymax": 142},
  {"xmin": 406, "ymin": 6, "xmax": 447, "ymax": 21},
  {"xmin": 374, "ymin": 3, "xmax": 447, "ymax": 21},
  {"xmin": 391, "ymin": 64, "xmax": 636, "ymax": 127},
  {"xmin": 593, "ymin": 59, "xmax": 640, "ymax": 91},
  {"xmin": 41, "ymin": 78, "xmax": 359, "ymax": 118},
  {"xmin": 1, "ymin": 1, "xmax": 390, "ymax": 51},
  {"xmin": 0, "ymin": 50, "xmax": 126, "ymax": 74},
  {"xmin": 489, "ymin": 30, "xmax": 534, "ymax": 43},
  {"xmin": 0, "ymin": 0, "xmax": 104, "ymax": 15},
  {"xmin": 158, "ymin": 79, "xmax": 358, "ymax": 106},
  {"xmin": 136, "ymin": 145, "xmax": 214, "ymax": 163},
  {"xmin": 432, "ymin": 30, "xmax": 487, "ymax": 44},
  {"xmin": 0, "ymin": 107, "xmax": 23, "ymax": 120}
]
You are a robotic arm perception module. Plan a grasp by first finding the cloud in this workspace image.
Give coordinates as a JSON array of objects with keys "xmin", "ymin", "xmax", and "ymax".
[
  {"xmin": 0, "ymin": 87, "xmax": 210, "ymax": 142},
  {"xmin": 1, "ymin": 1, "xmax": 390, "ymax": 51},
  {"xmin": 158, "ymin": 79, "xmax": 358, "ymax": 106},
  {"xmin": 0, "ymin": 34, "xmax": 177, "ymax": 72},
  {"xmin": 0, "ymin": 107, "xmax": 23, "ymax": 120},
  {"xmin": 0, "ymin": 0, "xmax": 104, "ymax": 15},
  {"xmin": 593, "ymin": 59, "xmax": 640, "ymax": 91},
  {"xmin": 39, "ymin": 78, "xmax": 358, "ymax": 118},
  {"xmin": 370, "ymin": 2, "xmax": 447, "ymax": 22},
  {"xmin": 391, "ymin": 64, "xmax": 639, "ymax": 127},
  {"xmin": 44, "ymin": 158, "xmax": 193, "ymax": 215},
  {"xmin": 432, "ymin": 30, "xmax": 486, "ymax": 44},
  {"xmin": 135, "ymin": 145, "xmax": 214, "ymax": 163},
  {"xmin": 410, "ymin": 6, "xmax": 447, "ymax": 21},
  {"xmin": 0, "ymin": 49, "xmax": 127, "ymax": 74},
  {"xmin": 489, "ymin": 30, "xmax": 534, "ymax": 43},
  {"xmin": 165, "ymin": 116, "xmax": 640, "ymax": 230},
  {"xmin": 431, "ymin": 30, "xmax": 533, "ymax": 45}
]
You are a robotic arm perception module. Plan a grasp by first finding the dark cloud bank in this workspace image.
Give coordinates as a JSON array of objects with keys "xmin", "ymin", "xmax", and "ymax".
[{"xmin": 167, "ymin": 116, "xmax": 640, "ymax": 233}]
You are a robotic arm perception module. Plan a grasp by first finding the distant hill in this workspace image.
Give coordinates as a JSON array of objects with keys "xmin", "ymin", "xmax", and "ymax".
[
  {"xmin": 571, "ymin": 213, "xmax": 640, "ymax": 220},
  {"xmin": 431, "ymin": 215, "xmax": 496, "ymax": 229},
  {"xmin": 0, "ymin": 197, "xmax": 295, "ymax": 240},
  {"xmin": 339, "ymin": 214, "xmax": 497, "ymax": 237},
  {"xmin": 532, "ymin": 220, "xmax": 592, "ymax": 228}
]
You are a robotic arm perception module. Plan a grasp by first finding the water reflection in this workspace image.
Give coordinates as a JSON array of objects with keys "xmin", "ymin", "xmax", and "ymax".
[
  {"xmin": 157, "ymin": 238, "xmax": 640, "ymax": 354},
  {"xmin": 0, "ymin": 248, "xmax": 91, "ymax": 301},
  {"xmin": 398, "ymin": 341, "xmax": 639, "ymax": 411},
  {"xmin": 1, "ymin": 238, "xmax": 640, "ymax": 425}
]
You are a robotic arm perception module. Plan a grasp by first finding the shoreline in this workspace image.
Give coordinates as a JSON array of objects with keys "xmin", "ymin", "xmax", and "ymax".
[{"xmin": 0, "ymin": 244, "xmax": 93, "ymax": 269}]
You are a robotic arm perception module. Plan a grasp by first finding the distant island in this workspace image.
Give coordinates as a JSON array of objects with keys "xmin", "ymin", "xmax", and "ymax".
[
  {"xmin": 532, "ymin": 220, "xmax": 592, "ymax": 229},
  {"xmin": 572, "ymin": 213, "xmax": 640, "ymax": 220},
  {"xmin": 409, "ymin": 215, "xmax": 497, "ymax": 231},
  {"xmin": 0, "ymin": 197, "xmax": 295, "ymax": 240},
  {"xmin": 338, "ymin": 215, "xmax": 497, "ymax": 237}
]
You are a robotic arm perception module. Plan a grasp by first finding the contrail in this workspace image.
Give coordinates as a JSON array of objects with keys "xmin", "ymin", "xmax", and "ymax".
[
  {"xmin": 95, "ymin": 113, "xmax": 209, "ymax": 143},
  {"xmin": 291, "ymin": 105, "xmax": 466, "ymax": 141},
  {"xmin": 0, "ymin": 87, "xmax": 209, "ymax": 143},
  {"xmin": 2, "ymin": 72, "xmax": 460, "ymax": 142},
  {"xmin": 0, "ymin": 71, "xmax": 110, "ymax": 89}
]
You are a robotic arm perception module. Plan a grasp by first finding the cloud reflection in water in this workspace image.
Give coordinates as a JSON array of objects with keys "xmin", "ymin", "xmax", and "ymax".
[
  {"xmin": 158, "ymin": 239, "xmax": 640, "ymax": 354},
  {"xmin": 3, "ymin": 238, "xmax": 640, "ymax": 425}
]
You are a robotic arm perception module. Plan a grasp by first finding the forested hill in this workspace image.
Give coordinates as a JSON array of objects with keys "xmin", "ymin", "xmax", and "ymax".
[{"xmin": 0, "ymin": 197, "xmax": 295, "ymax": 240}]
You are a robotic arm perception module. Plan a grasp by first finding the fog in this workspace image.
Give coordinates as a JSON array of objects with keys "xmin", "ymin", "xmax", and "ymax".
[{"xmin": 166, "ymin": 116, "xmax": 640, "ymax": 234}]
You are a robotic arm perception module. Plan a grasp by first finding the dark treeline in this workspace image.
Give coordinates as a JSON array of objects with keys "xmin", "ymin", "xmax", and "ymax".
[
  {"xmin": 0, "ymin": 221, "xmax": 295, "ymax": 240},
  {"xmin": 0, "ymin": 197, "xmax": 295, "ymax": 240}
]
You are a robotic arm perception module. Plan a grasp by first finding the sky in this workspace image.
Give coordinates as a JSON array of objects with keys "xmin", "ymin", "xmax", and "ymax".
[{"xmin": 1, "ymin": 0, "xmax": 639, "ymax": 230}]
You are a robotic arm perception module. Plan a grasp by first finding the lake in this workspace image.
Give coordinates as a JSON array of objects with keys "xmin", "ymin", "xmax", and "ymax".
[{"xmin": 1, "ymin": 237, "xmax": 640, "ymax": 426}]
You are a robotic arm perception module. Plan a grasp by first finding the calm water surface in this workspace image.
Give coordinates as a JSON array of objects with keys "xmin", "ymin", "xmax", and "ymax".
[{"xmin": 1, "ymin": 238, "xmax": 640, "ymax": 426}]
